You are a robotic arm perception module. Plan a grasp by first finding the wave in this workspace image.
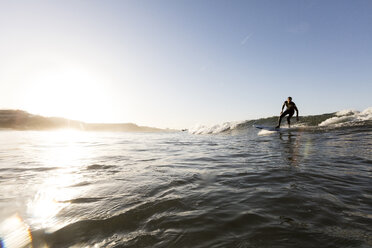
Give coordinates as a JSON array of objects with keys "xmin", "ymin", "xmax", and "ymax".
[
  {"xmin": 189, "ymin": 107, "xmax": 372, "ymax": 134},
  {"xmin": 86, "ymin": 164, "xmax": 115, "ymax": 170},
  {"xmin": 30, "ymin": 198, "xmax": 187, "ymax": 247},
  {"xmin": 188, "ymin": 121, "xmax": 246, "ymax": 135},
  {"xmin": 319, "ymin": 107, "xmax": 372, "ymax": 127},
  {"xmin": 58, "ymin": 197, "xmax": 104, "ymax": 204}
]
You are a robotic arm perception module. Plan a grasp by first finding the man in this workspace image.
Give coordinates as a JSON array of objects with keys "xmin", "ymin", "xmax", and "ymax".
[{"xmin": 276, "ymin": 97, "xmax": 299, "ymax": 128}]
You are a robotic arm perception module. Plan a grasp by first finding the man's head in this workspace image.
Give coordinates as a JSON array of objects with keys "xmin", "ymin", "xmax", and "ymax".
[{"xmin": 287, "ymin": 97, "xmax": 292, "ymax": 102}]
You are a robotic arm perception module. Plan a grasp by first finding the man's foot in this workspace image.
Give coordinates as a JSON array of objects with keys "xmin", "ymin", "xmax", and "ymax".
[{"xmin": 275, "ymin": 125, "xmax": 280, "ymax": 129}]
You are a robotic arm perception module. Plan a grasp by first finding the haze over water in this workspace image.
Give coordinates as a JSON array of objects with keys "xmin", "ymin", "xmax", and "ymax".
[{"xmin": 0, "ymin": 110, "xmax": 371, "ymax": 248}]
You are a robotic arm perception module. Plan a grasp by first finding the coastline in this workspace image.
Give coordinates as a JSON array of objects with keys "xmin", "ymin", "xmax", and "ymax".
[{"xmin": 0, "ymin": 110, "xmax": 176, "ymax": 132}]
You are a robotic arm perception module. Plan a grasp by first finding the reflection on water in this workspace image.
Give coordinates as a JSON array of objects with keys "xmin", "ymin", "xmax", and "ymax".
[
  {"xmin": 27, "ymin": 130, "xmax": 91, "ymax": 231},
  {"xmin": 37, "ymin": 130, "xmax": 92, "ymax": 167},
  {"xmin": 279, "ymin": 132, "xmax": 301, "ymax": 166},
  {"xmin": 27, "ymin": 172, "xmax": 74, "ymax": 230},
  {"xmin": 0, "ymin": 128, "xmax": 371, "ymax": 248},
  {"xmin": 0, "ymin": 215, "xmax": 32, "ymax": 248}
]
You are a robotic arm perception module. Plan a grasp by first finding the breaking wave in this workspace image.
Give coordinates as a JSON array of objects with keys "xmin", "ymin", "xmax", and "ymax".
[
  {"xmin": 189, "ymin": 107, "xmax": 372, "ymax": 134},
  {"xmin": 188, "ymin": 121, "xmax": 246, "ymax": 135},
  {"xmin": 319, "ymin": 107, "xmax": 372, "ymax": 127}
]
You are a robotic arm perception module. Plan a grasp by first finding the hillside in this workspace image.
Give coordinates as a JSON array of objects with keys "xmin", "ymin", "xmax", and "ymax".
[{"xmin": 0, "ymin": 110, "xmax": 172, "ymax": 132}]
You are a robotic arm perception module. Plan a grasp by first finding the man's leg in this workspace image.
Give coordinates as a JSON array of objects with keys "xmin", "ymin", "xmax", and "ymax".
[
  {"xmin": 276, "ymin": 110, "xmax": 289, "ymax": 128},
  {"xmin": 287, "ymin": 111, "xmax": 294, "ymax": 128}
]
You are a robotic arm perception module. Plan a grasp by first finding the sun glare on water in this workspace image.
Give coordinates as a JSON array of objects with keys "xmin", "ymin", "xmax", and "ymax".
[
  {"xmin": 26, "ymin": 130, "xmax": 92, "ymax": 231},
  {"xmin": 0, "ymin": 131, "xmax": 94, "ymax": 246},
  {"xmin": 0, "ymin": 215, "xmax": 32, "ymax": 248}
]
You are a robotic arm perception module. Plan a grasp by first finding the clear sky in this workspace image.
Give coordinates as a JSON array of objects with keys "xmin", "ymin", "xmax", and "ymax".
[{"xmin": 0, "ymin": 0, "xmax": 371, "ymax": 128}]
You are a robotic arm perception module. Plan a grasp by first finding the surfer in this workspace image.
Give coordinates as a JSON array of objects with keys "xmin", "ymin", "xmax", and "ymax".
[{"xmin": 276, "ymin": 97, "xmax": 299, "ymax": 128}]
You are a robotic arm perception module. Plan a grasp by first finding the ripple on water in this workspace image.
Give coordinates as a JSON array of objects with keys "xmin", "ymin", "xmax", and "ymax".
[{"xmin": 0, "ymin": 130, "xmax": 371, "ymax": 248}]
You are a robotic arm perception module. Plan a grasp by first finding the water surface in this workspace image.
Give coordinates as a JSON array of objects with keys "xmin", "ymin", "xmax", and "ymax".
[{"xmin": 0, "ymin": 125, "xmax": 371, "ymax": 247}]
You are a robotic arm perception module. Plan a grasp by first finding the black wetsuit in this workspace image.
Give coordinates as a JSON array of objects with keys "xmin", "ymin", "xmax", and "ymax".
[{"xmin": 277, "ymin": 101, "xmax": 298, "ymax": 127}]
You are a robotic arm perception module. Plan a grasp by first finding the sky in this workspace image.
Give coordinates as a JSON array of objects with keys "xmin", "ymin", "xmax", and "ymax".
[{"xmin": 0, "ymin": 0, "xmax": 371, "ymax": 128}]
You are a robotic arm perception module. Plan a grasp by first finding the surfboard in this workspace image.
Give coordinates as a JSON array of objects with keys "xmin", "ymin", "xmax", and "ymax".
[{"xmin": 253, "ymin": 125, "xmax": 287, "ymax": 132}]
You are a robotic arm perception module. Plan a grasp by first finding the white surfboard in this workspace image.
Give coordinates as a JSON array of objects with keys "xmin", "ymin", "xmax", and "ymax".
[{"xmin": 253, "ymin": 125, "xmax": 288, "ymax": 132}]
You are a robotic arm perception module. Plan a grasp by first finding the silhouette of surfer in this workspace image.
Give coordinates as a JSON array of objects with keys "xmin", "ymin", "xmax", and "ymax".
[{"xmin": 276, "ymin": 97, "xmax": 299, "ymax": 128}]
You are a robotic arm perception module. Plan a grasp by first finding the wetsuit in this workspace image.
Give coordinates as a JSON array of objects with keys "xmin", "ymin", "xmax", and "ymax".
[{"xmin": 277, "ymin": 101, "xmax": 298, "ymax": 127}]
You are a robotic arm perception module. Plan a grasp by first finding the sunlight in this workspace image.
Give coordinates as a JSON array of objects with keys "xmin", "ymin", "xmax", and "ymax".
[
  {"xmin": 27, "ymin": 180, "xmax": 72, "ymax": 229},
  {"xmin": 41, "ymin": 130, "xmax": 91, "ymax": 166},
  {"xmin": 0, "ymin": 215, "xmax": 32, "ymax": 248},
  {"xmin": 21, "ymin": 63, "xmax": 115, "ymax": 123},
  {"xmin": 26, "ymin": 130, "xmax": 91, "ymax": 230}
]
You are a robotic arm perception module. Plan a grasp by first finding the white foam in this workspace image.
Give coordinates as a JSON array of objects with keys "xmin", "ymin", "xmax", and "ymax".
[
  {"xmin": 335, "ymin": 109, "xmax": 358, "ymax": 116},
  {"xmin": 319, "ymin": 107, "xmax": 372, "ymax": 127},
  {"xmin": 359, "ymin": 107, "xmax": 372, "ymax": 120},
  {"xmin": 188, "ymin": 120, "xmax": 245, "ymax": 134}
]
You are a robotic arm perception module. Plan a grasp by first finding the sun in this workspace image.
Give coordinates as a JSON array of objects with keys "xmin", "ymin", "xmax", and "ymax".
[{"xmin": 20, "ymin": 64, "xmax": 115, "ymax": 123}]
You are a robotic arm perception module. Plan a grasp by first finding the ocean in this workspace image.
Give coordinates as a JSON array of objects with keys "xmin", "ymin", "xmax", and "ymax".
[{"xmin": 0, "ymin": 108, "xmax": 371, "ymax": 248}]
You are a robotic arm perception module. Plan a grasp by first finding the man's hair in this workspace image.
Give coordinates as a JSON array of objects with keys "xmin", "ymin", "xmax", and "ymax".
[{"xmin": 288, "ymin": 97, "xmax": 292, "ymax": 100}]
